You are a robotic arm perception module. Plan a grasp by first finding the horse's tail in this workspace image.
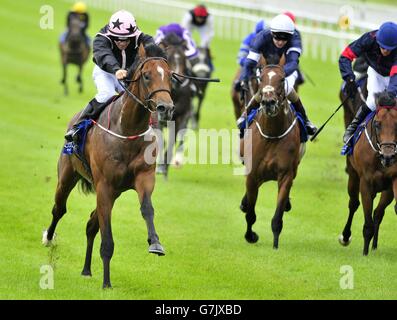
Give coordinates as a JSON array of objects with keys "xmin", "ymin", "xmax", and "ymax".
[{"xmin": 79, "ymin": 177, "xmax": 95, "ymax": 195}]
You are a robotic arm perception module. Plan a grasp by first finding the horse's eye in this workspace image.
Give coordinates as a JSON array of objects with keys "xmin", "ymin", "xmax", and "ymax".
[
  {"xmin": 143, "ymin": 73, "xmax": 150, "ymax": 81},
  {"xmin": 374, "ymin": 121, "xmax": 381, "ymax": 130}
]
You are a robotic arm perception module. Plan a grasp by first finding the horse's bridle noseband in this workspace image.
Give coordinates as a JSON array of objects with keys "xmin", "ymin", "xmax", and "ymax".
[{"xmin": 122, "ymin": 57, "xmax": 172, "ymax": 113}]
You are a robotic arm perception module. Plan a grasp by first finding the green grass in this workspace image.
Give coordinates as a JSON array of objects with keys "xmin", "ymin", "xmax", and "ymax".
[{"xmin": 1, "ymin": 0, "xmax": 397, "ymax": 299}]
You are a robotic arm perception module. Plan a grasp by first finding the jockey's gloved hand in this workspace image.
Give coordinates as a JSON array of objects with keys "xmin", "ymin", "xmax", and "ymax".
[
  {"xmin": 345, "ymin": 78, "xmax": 358, "ymax": 98},
  {"xmin": 115, "ymin": 69, "xmax": 128, "ymax": 80}
]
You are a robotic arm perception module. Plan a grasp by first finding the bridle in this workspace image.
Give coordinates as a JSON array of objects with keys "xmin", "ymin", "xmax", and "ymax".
[
  {"xmin": 257, "ymin": 64, "xmax": 287, "ymax": 117},
  {"xmin": 121, "ymin": 57, "xmax": 172, "ymax": 113}
]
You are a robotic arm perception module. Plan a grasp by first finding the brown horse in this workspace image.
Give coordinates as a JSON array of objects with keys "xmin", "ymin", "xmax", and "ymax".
[
  {"xmin": 60, "ymin": 15, "xmax": 89, "ymax": 95},
  {"xmin": 340, "ymin": 92, "xmax": 397, "ymax": 255},
  {"xmin": 239, "ymin": 57, "xmax": 305, "ymax": 249},
  {"xmin": 338, "ymin": 73, "xmax": 392, "ymax": 249},
  {"xmin": 42, "ymin": 44, "xmax": 175, "ymax": 288}
]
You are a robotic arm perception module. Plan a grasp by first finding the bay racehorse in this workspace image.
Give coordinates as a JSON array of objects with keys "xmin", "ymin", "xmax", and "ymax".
[
  {"xmin": 340, "ymin": 92, "xmax": 397, "ymax": 255},
  {"xmin": 60, "ymin": 15, "xmax": 89, "ymax": 95},
  {"xmin": 157, "ymin": 33, "xmax": 193, "ymax": 176},
  {"xmin": 43, "ymin": 44, "xmax": 175, "ymax": 288},
  {"xmin": 239, "ymin": 56, "xmax": 305, "ymax": 248}
]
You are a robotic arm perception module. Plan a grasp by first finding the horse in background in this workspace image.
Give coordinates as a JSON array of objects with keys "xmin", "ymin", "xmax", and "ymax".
[
  {"xmin": 189, "ymin": 47, "xmax": 213, "ymax": 129},
  {"xmin": 239, "ymin": 55, "xmax": 305, "ymax": 249},
  {"xmin": 43, "ymin": 44, "xmax": 174, "ymax": 288},
  {"xmin": 339, "ymin": 92, "xmax": 397, "ymax": 255},
  {"xmin": 156, "ymin": 33, "xmax": 194, "ymax": 177},
  {"xmin": 60, "ymin": 15, "xmax": 90, "ymax": 95}
]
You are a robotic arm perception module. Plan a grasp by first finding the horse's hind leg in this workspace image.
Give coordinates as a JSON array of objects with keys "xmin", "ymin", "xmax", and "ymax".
[
  {"xmin": 43, "ymin": 155, "xmax": 79, "ymax": 246},
  {"xmin": 244, "ymin": 175, "xmax": 259, "ymax": 243},
  {"xmin": 339, "ymin": 162, "xmax": 360, "ymax": 246},
  {"xmin": 135, "ymin": 171, "xmax": 165, "ymax": 255},
  {"xmin": 81, "ymin": 209, "xmax": 99, "ymax": 276},
  {"xmin": 372, "ymin": 189, "xmax": 393, "ymax": 250},
  {"xmin": 62, "ymin": 64, "xmax": 68, "ymax": 96},
  {"xmin": 271, "ymin": 175, "xmax": 293, "ymax": 249}
]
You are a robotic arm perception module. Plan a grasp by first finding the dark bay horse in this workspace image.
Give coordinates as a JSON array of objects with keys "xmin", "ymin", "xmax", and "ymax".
[
  {"xmin": 156, "ymin": 33, "xmax": 193, "ymax": 176},
  {"xmin": 60, "ymin": 16, "xmax": 89, "ymax": 95},
  {"xmin": 239, "ymin": 58, "xmax": 305, "ymax": 249},
  {"xmin": 190, "ymin": 47, "xmax": 212, "ymax": 129},
  {"xmin": 43, "ymin": 44, "xmax": 174, "ymax": 288},
  {"xmin": 340, "ymin": 92, "xmax": 397, "ymax": 255}
]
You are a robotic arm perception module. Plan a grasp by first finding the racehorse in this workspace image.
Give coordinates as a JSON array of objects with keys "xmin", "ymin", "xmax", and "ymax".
[
  {"xmin": 190, "ymin": 47, "xmax": 212, "ymax": 129},
  {"xmin": 60, "ymin": 15, "xmax": 89, "ymax": 95},
  {"xmin": 339, "ymin": 92, "xmax": 397, "ymax": 255},
  {"xmin": 239, "ymin": 56, "xmax": 305, "ymax": 249},
  {"xmin": 156, "ymin": 33, "xmax": 193, "ymax": 176},
  {"xmin": 42, "ymin": 44, "xmax": 175, "ymax": 288}
]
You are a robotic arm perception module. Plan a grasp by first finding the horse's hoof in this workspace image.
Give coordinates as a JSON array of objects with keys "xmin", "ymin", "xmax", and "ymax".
[
  {"xmin": 81, "ymin": 270, "xmax": 92, "ymax": 277},
  {"xmin": 245, "ymin": 231, "xmax": 259, "ymax": 243},
  {"xmin": 42, "ymin": 230, "xmax": 56, "ymax": 247},
  {"xmin": 338, "ymin": 234, "xmax": 352, "ymax": 246},
  {"xmin": 102, "ymin": 283, "xmax": 112, "ymax": 289},
  {"xmin": 149, "ymin": 243, "xmax": 165, "ymax": 256},
  {"xmin": 285, "ymin": 198, "xmax": 292, "ymax": 212}
]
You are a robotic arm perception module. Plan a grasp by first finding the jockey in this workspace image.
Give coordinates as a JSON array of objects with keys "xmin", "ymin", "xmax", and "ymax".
[
  {"xmin": 65, "ymin": 10, "xmax": 157, "ymax": 142},
  {"xmin": 237, "ymin": 19, "xmax": 267, "ymax": 67},
  {"xmin": 238, "ymin": 14, "xmax": 317, "ymax": 136},
  {"xmin": 181, "ymin": 4, "xmax": 214, "ymax": 70},
  {"xmin": 59, "ymin": 1, "xmax": 91, "ymax": 47},
  {"xmin": 154, "ymin": 23, "xmax": 199, "ymax": 60},
  {"xmin": 340, "ymin": 21, "xmax": 397, "ymax": 144}
]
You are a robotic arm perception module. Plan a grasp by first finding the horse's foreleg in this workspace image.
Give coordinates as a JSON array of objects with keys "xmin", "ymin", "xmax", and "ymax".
[
  {"xmin": 244, "ymin": 175, "xmax": 259, "ymax": 243},
  {"xmin": 339, "ymin": 162, "xmax": 360, "ymax": 246},
  {"xmin": 271, "ymin": 175, "xmax": 293, "ymax": 249},
  {"xmin": 44, "ymin": 156, "xmax": 79, "ymax": 246},
  {"xmin": 360, "ymin": 180, "xmax": 375, "ymax": 255},
  {"xmin": 372, "ymin": 189, "xmax": 393, "ymax": 250},
  {"xmin": 81, "ymin": 209, "xmax": 99, "ymax": 276},
  {"xmin": 95, "ymin": 182, "xmax": 117, "ymax": 288},
  {"xmin": 135, "ymin": 171, "xmax": 165, "ymax": 255},
  {"xmin": 62, "ymin": 64, "xmax": 68, "ymax": 96},
  {"xmin": 77, "ymin": 64, "xmax": 83, "ymax": 93}
]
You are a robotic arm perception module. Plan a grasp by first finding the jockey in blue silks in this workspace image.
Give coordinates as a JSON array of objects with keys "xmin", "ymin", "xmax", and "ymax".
[
  {"xmin": 237, "ymin": 14, "xmax": 317, "ymax": 136},
  {"xmin": 237, "ymin": 20, "xmax": 267, "ymax": 67},
  {"xmin": 340, "ymin": 21, "xmax": 397, "ymax": 144}
]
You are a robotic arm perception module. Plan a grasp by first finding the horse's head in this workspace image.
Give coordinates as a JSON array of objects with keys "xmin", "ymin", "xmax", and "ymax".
[
  {"xmin": 159, "ymin": 33, "xmax": 188, "ymax": 88},
  {"xmin": 127, "ymin": 44, "xmax": 175, "ymax": 120},
  {"xmin": 257, "ymin": 55, "xmax": 286, "ymax": 117},
  {"xmin": 191, "ymin": 47, "xmax": 211, "ymax": 79},
  {"xmin": 374, "ymin": 91, "xmax": 397, "ymax": 167}
]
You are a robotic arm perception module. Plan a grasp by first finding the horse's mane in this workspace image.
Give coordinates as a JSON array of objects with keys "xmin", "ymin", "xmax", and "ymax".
[
  {"xmin": 376, "ymin": 91, "xmax": 396, "ymax": 107},
  {"xmin": 265, "ymin": 54, "xmax": 281, "ymax": 66},
  {"xmin": 127, "ymin": 44, "xmax": 167, "ymax": 79}
]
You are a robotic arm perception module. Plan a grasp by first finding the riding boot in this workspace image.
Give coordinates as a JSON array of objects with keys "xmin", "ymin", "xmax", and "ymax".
[
  {"xmin": 343, "ymin": 104, "xmax": 372, "ymax": 144},
  {"xmin": 64, "ymin": 98, "xmax": 100, "ymax": 142},
  {"xmin": 291, "ymin": 98, "xmax": 317, "ymax": 136}
]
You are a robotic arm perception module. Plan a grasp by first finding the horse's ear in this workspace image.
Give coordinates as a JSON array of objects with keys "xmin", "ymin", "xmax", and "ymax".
[
  {"xmin": 259, "ymin": 55, "xmax": 266, "ymax": 67},
  {"xmin": 158, "ymin": 42, "xmax": 166, "ymax": 50},
  {"xmin": 279, "ymin": 54, "xmax": 286, "ymax": 66},
  {"xmin": 138, "ymin": 43, "xmax": 146, "ymax": 58}
]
